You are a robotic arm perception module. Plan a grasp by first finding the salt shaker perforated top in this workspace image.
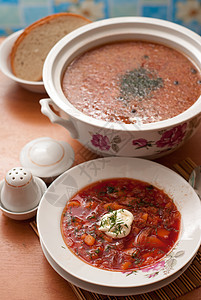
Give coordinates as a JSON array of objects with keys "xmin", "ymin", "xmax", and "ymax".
[{"xmin": 5, "ymin": 167, "xmax": 32, "ymax": 187}]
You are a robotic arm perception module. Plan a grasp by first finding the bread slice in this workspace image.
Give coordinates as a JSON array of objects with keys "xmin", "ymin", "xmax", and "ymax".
[{"xmin": 10, "ymin": 13, "xmax": 91, "ymax": 81}]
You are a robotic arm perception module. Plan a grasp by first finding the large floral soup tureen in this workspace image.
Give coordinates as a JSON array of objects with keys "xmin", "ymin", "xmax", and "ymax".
[{"xmin": 40, "ymin": 17, "xmax": 201, "ymax": 158}]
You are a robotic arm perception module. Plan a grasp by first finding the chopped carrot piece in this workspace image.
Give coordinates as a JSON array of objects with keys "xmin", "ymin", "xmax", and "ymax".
[
  {"xmin": 146, "ymin": 235, "xmax": 165, "ymax": 248},
  {"xmin": 142, "ymin": 252, "xmax": 152, "ymax": 259},
  {"xmin": 113, "ymin": 203, "xmax": 124, "ymax": 210},
  {"xmin": 121, "ymin": 261, "xmax": 132, "ymax": 270},
  {"xmin": 141, "ymin": 213, "xmax": 148, "ymax": 221},
  {"xmin": 103, "ymin": 203, "xmax": 113, "ymax": 210},
  {"xmin": 103, "ymin": 202, "xmax": 124, "ymax": 211},
  {"xmin": 84, "ymin": 234, "xmax": 96, "ymax": 246},
  {"xmin": 121, "ymin": 261, "xmax": 131, "ymax": 270},
  {"xmin": 157, "ymin": 228, "xmax": 170, "ymax": 239},
  {"xmin": 165, "ymin": 201, "xmax": 173, "ymax": 209},
  {"xmin": 68, "ymin": 200, "xmax": 80, "ymax": 207},
  {"xmin": 81, "ymin": 233, "xmax": 87, "ymax": 240}
]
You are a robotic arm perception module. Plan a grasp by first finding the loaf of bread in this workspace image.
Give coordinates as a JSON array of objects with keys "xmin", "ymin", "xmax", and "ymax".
[{"xmin": 10, "ymin": 13, "xmax": 91, "ymax": 81}]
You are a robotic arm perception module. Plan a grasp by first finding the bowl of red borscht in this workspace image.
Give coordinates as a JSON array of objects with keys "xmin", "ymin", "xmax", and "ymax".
[
  {"xmin": 37, "ymin": 157, "xmax": 201, "ymax": 291},
  {"xmin": 40, "ymin": 17, "xmax": 201, "ymax": 158}
]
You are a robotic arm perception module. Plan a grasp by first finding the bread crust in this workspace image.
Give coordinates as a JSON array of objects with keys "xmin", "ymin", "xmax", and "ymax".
[{"xmin": 10, "ymin": 13, "xmax": 91, "ymax": 81}]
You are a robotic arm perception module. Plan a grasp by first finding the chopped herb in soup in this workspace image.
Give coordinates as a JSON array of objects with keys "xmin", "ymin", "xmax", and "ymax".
[
  {"xmin": 61, "ymin": 178, "xmax": 181, "ymax": 271},
  {"xmin": 62, "ymin": 41, "xmax": 201, "ymax": 124}
]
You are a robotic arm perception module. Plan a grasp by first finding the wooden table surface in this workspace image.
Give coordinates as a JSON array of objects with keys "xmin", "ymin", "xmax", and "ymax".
[{"xmin": 0, "ymin": 38, "xmax": 201, "ymax": 300}]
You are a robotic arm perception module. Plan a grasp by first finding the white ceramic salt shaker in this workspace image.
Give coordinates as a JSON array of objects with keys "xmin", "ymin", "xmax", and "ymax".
[{"xmin": 1, "ymin": 167, "xmax": 41, "ymax": 212}]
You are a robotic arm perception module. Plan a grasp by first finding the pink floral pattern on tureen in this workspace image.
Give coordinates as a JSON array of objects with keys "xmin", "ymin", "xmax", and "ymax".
[
  {"xmin": 155, "ymin": 123, "xmax": 187, "ymax": 148},
  {"xmin": 91, "ymin": 134, "xmax": 111, "ymax": 151},
  {"xmin": 90, "ymin": 133, "xmax": 122, "ymax": 152},
  {"xmin": 132, "ymin": 123, "xmax": 187, "ymax": 152},
  {"xmin": 90, "ymin": 123, "xmax": 188, "ymax": 154}
]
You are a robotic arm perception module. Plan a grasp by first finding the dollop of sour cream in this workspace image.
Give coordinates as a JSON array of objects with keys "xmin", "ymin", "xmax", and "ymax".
[{"xmin": 98, "ymin": 209, "xmax": 134, "ymax": 239}]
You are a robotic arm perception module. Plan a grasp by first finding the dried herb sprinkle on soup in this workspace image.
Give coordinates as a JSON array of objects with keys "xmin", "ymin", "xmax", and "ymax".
[
  {"xmin": 119, "ymin": 67, "xmax": 163, "ymax": 102},
  {"xmin": 62, "ymin": 41, "xmax": 201, "ymax": 124}
]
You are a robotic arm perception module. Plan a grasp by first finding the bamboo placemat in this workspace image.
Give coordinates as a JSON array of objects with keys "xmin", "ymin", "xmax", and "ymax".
[{"xmin": 30, "ymin": 157, "xmax": 201, "ymax": 300}]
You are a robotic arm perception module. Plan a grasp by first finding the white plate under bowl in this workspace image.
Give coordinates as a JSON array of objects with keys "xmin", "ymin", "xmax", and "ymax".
[
  {"xmin": 0, "ymin": 30, "xmax": 46, "ymax": 94},
  {"xmin": 40, "ymin": 239, "xmax": 196, "ymax": 296},
  {"xmin": 37, "ymin": 157, "xmax": 201, "ymax": 288}
]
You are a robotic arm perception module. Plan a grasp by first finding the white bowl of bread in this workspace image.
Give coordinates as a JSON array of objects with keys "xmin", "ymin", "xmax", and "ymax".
[
  {"xmin": 0, "ymin": 13, "xmax": 91, "ymax": 93},
  {"xmin": 0, "ymin": 29, "xmax": 44, "ymax": 93}
]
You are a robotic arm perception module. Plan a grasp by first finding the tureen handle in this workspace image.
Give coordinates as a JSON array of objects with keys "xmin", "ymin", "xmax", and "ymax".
[{"xmin": 40, "ymin": 98, "xmax": 79, "ymax": 139}]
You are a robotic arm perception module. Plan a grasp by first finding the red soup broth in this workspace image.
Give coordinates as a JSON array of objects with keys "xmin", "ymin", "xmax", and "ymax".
[
  {"xmin": 61, "ymin": 178, "xmax": 181, "ymax": 271},
  {"xmin": 62, "ymin": 41, "xmax": 201, "ymax": 124}
]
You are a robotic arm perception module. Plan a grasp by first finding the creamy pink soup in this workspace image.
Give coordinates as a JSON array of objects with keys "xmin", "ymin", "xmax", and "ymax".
[{"xmin": 62, "ymin": 41, "xmax": 201, "ymax": 124}]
